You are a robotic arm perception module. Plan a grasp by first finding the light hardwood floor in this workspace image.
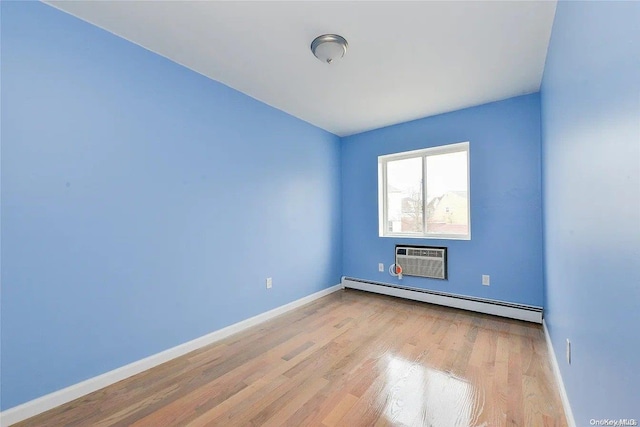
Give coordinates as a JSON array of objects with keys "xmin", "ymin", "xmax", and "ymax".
[{"xmin": 14, "ymin": 289, "xmax": 566, "ymax": 426}]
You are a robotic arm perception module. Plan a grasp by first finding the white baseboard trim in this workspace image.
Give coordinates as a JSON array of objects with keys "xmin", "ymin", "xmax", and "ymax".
[
  {"xmin": 543, "ymin": 319, "xmax": 576, "ymax": 427},
  {"xmin": 342, "ymin": 277, "xmax": 543, "ymax": 323},
  {"xmin": 0, "ymin": 284, "xmax": 342, "ymax": 427}
]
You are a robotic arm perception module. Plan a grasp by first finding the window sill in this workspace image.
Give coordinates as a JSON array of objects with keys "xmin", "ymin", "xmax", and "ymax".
[{"xmin": 380, "ymin": 234, "xmax": 471, "ymax": 241}]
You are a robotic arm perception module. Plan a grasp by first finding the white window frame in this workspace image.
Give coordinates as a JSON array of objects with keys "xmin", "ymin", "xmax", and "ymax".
[{"xmin": 378, "ymin": 141, "xmax": 471, "ymax": 240}]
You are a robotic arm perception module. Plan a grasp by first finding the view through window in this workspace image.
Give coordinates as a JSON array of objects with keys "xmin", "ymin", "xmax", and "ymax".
[{"xmin": 378, "ymin": 142, "xmax": 470, "ymax": 239}]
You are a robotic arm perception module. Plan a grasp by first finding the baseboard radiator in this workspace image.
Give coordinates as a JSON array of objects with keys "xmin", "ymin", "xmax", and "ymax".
[{"xmin": 342, "ymin": 277, "xmax": 543, "ymax": 323}]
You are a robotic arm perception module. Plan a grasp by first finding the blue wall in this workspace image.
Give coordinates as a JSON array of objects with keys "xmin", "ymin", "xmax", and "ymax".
[
  {"xmin": 0, "ymin": 2, "xmax": 342, "ymax": 409},
  {"xmin": 342, "ymin": 94, "xmax": 544, "ymax": 306},
  {"xmin": 541, "ymin": 1, "xmax": 640, "ymax": 424}
]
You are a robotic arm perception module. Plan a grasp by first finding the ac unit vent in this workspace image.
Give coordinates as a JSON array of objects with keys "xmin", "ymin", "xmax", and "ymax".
[{"xmin": 396, "ymin": 245, "xmax": 447, "ymax": 280}]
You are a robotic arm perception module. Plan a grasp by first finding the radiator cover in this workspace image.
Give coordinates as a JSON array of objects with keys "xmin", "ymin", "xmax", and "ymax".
[
  {"xmin": 395, "ymin": 245, "xmax": 447, "ymax": 280},
  {"xmin": 342, "ymin": 277, "xmax": 543, "ymax": 323}
]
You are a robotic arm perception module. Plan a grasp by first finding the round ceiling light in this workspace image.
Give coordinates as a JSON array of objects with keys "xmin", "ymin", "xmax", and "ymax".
[{"xmin": 311, "ymin": 34, "xmax": 348, "ymax": 64}]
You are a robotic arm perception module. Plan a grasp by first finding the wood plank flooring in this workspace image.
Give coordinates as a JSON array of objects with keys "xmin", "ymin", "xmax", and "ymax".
[{"xmin": 14, "ymin": 289, "xmax": 567, "ymax": 426}]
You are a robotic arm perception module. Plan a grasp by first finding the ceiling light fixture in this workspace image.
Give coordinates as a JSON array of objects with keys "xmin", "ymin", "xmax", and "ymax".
[{"xmin": 311, "ymin": 34, "xmax": 348, "ymax": 64}]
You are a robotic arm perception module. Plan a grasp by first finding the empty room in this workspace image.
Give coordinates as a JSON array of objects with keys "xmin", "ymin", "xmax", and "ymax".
[{"xmin": 1, "ymin": 1, "xmax": 638, "ymax": 426}]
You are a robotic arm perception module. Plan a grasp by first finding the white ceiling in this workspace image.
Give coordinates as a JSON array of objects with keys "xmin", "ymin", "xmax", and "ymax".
[{"xmin": 46, "ymin": 1, "xmax": 557, "ymax": 137}]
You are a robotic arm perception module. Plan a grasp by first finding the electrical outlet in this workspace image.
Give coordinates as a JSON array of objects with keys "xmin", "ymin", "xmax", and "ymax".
[
  {"xmin": 566, "ymin": 339, "xmax": 571, "ymax": 365},
  {"xmin": 266, "ymin": 277, "xmax": 272, "ymax": 289},
  {"xmin": 482, "ymin": 275, "xmax": 490, "ymax": 286},
  {"xmin": 378, "ymin": 263, "xmax": 384, "ymax": 272}
]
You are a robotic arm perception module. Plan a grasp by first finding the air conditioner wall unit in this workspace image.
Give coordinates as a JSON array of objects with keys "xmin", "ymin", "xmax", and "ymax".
[{"xmin": 395, "ymin": 245, "xmax": 447, "ymax": 280}]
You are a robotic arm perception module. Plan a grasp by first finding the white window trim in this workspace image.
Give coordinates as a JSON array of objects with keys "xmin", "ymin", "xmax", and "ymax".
[{"xmin": 378, "ymin": 141, "xmax": 471, "ymax": 240}]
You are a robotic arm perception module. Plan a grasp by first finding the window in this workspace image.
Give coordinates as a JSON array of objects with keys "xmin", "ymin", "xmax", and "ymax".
[{"xmin": 378, "ymin": 142, "xmax": 470, "ymax": 240}]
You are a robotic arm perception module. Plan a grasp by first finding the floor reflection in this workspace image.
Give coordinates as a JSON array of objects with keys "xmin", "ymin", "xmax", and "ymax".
[{"xmin": 382, "ymin": 355, "xmax": 484, "ymax": 427}]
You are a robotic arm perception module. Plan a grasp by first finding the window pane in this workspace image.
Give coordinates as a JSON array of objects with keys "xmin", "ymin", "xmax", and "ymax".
[
  {"xmin": 425, "ymin": 151, "xmax": 468, "ymax": 235},
  {"xmin": 387, "ymin": 157, "xmax": 423, "ymax": 233}
]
